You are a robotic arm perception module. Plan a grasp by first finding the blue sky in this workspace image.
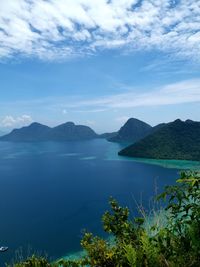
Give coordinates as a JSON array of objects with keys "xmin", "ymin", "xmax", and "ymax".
[{"xmin": 0, "ymin": 0, "xmax": 200, "ymax": 133}]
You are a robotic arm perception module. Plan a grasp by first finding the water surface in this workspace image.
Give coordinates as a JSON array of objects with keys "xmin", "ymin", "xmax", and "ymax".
[{"xmin": 0, "ymin": 139, "xmax": 191, "ymax": 264}]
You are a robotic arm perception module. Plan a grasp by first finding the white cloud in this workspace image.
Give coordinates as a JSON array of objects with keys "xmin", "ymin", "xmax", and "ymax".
[
  {"xmin": 84, "ymin": 120, "xmax": 96, "ymax": 126},
  {"xmin": 115, "ymin": 116, "xmax": 130, "ymax": 123},
  {"xmin": 0, "ymin": 0, "xmax": 199, "ymax": 60},
  {"xmin": 61, "ymin": 79, "xmax": 200, "ymax": 109},
  {"xmin": 1, "ymin": 115, "xmax": 33, "ymax": 128},
  {"xmin": 0, "ymin": 80, "xmax": 199, "ymax": 114}
]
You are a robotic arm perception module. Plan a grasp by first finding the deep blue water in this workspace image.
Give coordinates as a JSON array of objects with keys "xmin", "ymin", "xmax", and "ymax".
[{"xmin": 0, "ymin": 139, "xmax": 179, "ymax": 265}]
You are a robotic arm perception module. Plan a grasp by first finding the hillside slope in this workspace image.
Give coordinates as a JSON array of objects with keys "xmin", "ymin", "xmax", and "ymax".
[
  {"xmin": 0, "ymin": 122, "xmax": 98, "ymax": 141},
  {"xmin": 109, "ymin": 118, "xmax": 152, "ymax": 143},
  {"xmin": 119, "ymin": 119, "xmax": 200, "ymax": 161}
]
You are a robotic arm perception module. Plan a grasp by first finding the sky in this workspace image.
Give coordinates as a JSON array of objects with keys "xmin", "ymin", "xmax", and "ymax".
[{"xmin": 0, "ymin": 0, "xmax": 200, "ymax": 133}]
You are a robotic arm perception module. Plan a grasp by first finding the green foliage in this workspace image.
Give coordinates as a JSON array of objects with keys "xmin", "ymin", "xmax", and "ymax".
[
  {"xmin": 56, "ymin": 259, "xmax": 81, "ymax": 267},
  {"xmin": 102, "ymin": 198, "xmax": 137, "ymax": 243},
  {"xmin": 9, "ymin": 171, "xmax": 200, "ymax": 267},
  {"xmin": 6, "ymin": 255, "xmax": 51, "ymax": 267},
  {"xmin": 80, "ymin": 232, "xmax": 117, "ymax": 266},
  {"xmin": 119, "ymin": 119, "xmax": 200, "ymax": 161},
  {"xmin": 124, "ymin": 244, "xmax": 136, "ymax": 267},
  {"xmin": 156, "ymin": 171, "xmax": 200, "ymax": 265}
]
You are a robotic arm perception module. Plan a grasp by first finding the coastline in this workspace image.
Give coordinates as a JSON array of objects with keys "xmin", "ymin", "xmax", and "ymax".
[
  {"xmin": 106, "ymin": 145, "xmax": 200, "ymax": 170},
  {"xmin": 118, "ymin": 157, "xmax": 200, "ymax": 170}
]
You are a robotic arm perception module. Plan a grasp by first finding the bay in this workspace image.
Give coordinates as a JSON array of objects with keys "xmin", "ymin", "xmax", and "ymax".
[{"xmin": 0, "ymin": 139, "xmax": 185, "ymax": 265}]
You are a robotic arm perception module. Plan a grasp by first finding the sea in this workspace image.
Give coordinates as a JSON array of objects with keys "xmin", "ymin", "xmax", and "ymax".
[{"xmin": 0, "ymin": 139, "xmax": 199, "ymax": 265}]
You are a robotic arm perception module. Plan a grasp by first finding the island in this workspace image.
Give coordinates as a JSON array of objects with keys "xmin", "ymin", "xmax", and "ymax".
[
  {"xmin": 0, "ymin": 122, "xmax": 98, "ymax": 142},
  {"xmin": 118, "ymin": 119, "xmax": 200, "ymax": 161}
]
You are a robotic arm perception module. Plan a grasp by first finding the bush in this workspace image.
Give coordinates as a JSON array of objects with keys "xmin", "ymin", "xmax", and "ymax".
[{"xmin": 6, "ymin": 255, "xmax": 51, "ymax": 267}]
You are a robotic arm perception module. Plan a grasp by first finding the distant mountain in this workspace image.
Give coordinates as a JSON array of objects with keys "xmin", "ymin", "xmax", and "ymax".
[
  {"xmin": 108, "ymin": 118, "xmax": 152, "ymax": 143},
  {"xmin": 0, "ymin": 122, "xmax": 98, "ymax": 142},
  {"xmin": 150, "ymin": 123, "xmax": 166, "ymax": 133},
  {"xmin": 119, "ymin": 119, "xmax": 200, "ymax": 161},
  {"xmin": 99, "ymin": 132, "xmax": 118, "ymax": 139},
  {"xmin": 47, "ymin": 122, "xmax": 98, "ymax": 141},
  {"xmin": 0, "ymin": 122, "xmax": 51, "ymax": 141}
]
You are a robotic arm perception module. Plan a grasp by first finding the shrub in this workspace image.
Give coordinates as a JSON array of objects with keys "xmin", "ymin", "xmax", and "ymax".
[{"xmin": 6, "ymin": 255, "xmax": 51, "ymax": 267}]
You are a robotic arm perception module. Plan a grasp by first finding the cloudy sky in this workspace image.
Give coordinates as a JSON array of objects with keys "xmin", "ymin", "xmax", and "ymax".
[{"xmin": 0, "ymin": 0, "xmax": 200, "ymax": 133}]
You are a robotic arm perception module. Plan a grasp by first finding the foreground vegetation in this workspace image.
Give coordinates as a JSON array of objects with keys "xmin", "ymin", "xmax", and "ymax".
[{"xmin": 8, "ymin": 171, "xmax": 200, "ymax": 266}]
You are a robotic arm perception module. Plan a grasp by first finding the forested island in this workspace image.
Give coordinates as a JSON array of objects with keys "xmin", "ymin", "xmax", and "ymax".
[{"xmin": 119, "ymin": 119, "xmax": 200, "ymax": 161}]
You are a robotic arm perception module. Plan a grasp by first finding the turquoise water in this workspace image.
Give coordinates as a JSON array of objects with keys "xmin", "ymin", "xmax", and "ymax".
[
  {"xmin": 106, "ymin": 142, "xmax": 200, "ymax": 170},
  {"xmin": 0, "ymin": 139, "xmax": 198, "ymax": 265}
]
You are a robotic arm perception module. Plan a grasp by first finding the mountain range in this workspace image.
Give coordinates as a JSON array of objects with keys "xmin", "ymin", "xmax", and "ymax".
[
  {"xmin": 119, "ymin": 119, "xmax": 200, "ymax": 161},
  {"xmin": 0, "ymin": 122, "xmax": 98, "ymax": 142},
  {"xmin": 1, "ymin": 118, "xmax": 200, "ymax": 161},
  {"xmin": 0, "ymin": 118, "xmax": 151, "ymax": 142}
]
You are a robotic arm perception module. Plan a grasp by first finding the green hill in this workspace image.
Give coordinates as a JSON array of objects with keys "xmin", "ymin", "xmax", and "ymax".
[
  {"xmin": 108, "ymin": 118, "xmax": 152, "ymax": 143},
  {"xmin": 118, "ymin": 119, "xmax": 200, "ymax": 161}
]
